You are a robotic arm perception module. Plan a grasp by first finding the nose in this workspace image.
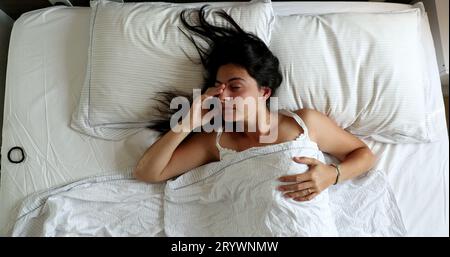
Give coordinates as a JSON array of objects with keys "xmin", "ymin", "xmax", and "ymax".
[{"xmin": 218, "ymin": 85, "xmax": 230, "ymax": 102}]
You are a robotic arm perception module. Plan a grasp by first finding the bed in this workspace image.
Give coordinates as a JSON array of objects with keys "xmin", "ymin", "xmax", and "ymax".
[{"xmin": 0, "ymin": 1, "xmax": 448, "ymax": 236}]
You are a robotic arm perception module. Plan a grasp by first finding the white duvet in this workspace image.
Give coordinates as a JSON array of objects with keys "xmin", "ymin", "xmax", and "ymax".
[
  {"xmin": 11, "ymin": 173, "xmax": 165, "ymax": 237},
  {"xmin": 11, "ymin": 140, "xmax": 406, "ymax": 237}
]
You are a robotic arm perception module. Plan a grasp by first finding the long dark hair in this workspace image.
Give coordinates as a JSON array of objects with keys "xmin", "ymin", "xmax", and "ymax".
[{"xmin": 148, "ymin": 5, "xmax": 282, "ymax": 133}]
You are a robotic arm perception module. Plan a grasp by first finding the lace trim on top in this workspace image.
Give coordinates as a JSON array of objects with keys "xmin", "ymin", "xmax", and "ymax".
[{"xmin": 215, "ymin": 109, "xmax": 311, "ymax": 159}]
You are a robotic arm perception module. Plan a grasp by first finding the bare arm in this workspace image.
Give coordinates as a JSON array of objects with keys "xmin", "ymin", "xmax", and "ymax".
[
  {"xmin": 278, "ymin": 109, "xmax": 377, "ymax": 201},
  {"xmin": 298, "ymin": 108, "xmax": 377, "ymax": 182},
  {"xmin": 133, "ymin": 85, "xmax": 225, "ymax": 183},
  {"xmin": 133, "ymin": 127, "xmax": 217, "ymax": 183}
]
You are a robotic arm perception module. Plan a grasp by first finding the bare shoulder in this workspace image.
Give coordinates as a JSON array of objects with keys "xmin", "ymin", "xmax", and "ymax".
[
  {"xmin": 294, "ymin": 108, "xmax": 322, "ymax": 119},
  {"xmin": 294, "ymin": 108, "xmax": 329, "ymax": 124},
  {"xmin": 293, "ymin": 109, "xmax": 332, "ymax": 140}
]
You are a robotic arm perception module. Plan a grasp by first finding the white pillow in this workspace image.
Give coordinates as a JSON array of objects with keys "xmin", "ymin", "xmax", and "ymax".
[
  {"xmin": 71, "ymin": 0, "xmax": 275, "ymax": 140},
  {"xmin": 270, "ymin": 6, "xmax": 435, "ymax": 143}
]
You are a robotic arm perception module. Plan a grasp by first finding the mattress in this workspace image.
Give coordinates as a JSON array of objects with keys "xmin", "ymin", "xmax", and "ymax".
[{"xmin": 1, "ymin": 1, "xmax": 448, "ymax": 236}]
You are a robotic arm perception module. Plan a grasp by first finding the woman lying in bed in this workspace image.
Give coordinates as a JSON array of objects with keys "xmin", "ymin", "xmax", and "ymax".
[{"xmin": 134, "ymin": 6, "xmax": 376, "ymax": 202}]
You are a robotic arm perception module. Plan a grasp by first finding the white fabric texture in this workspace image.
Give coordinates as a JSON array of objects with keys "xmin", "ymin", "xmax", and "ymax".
[
  {"xmin": 163, "ymin": 110, "xmax": 405, "ymax": 236},
  {"xmin": 10, "ymin": 146, "xmax": 406, "ymax": 237},
  {"xmin": 70, "ymin": 0, "xmax": 275, "ymax": 140},
  {"xmin": 11, "ymin": 172, "xmax": 165, "ymax": 237},
  {"xmin": 1, "ymin": 2, "xmax": 447, "ymax": 237},
  {"xmin": 271, "ymin": 4, "xmax": 435, "ymax": 143},
  {"xmin": 164, "ymin": 137, "xmax": 405, "ymax": 236}
]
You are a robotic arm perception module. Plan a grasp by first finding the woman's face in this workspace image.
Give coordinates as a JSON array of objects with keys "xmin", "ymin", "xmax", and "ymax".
[{"xmin": 215, "ymin": 64, "xmax": 270, "ymax": 123}]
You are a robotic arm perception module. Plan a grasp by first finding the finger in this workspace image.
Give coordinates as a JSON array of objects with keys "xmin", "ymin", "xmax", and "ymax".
[
  {"xmin": 278, "ymin": 172, "xmax": 311, "ymax": 183},
  {"xmin": 205, "ymin": 85, "xmax": 224, "ymax": 96},
  {"xmin": 200, "ymin": 94, "xmax": 218, "ymax": 105},
  {"xmin": 277, "ymin": 181, "xmax": 314, "ymax": 192},
  {"xmin": 285, "ymin": 188, "xmax": 313, "ymax": 199},
  {"xmin": 215, "ymin": 83, "xmax": 226, "ymax": 89},
  {"xmin": 294, "ymin": 192, "xmax": 318, "ymax": 202},
  {"xmin": 202, "ymin": 95, "xmax": 220, "ymax": 106},
  {"xmin": 293, "ymin": 156, "xmax": 321, "ymax": 166}
]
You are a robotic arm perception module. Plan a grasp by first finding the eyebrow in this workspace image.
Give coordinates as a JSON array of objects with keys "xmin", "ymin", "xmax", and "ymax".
[{"xmin": 215, "ymin": 77, "xmax": 246, "ymax": 84}]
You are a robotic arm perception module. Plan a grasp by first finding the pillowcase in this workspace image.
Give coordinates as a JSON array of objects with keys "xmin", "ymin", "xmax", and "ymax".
[
  {"xmin": 270, "ymin": 6, "xmax": 435, "ymax": 143},
  {"xmin": 71, "ymin": 0, "xmax": 275, "ymax": 140}
]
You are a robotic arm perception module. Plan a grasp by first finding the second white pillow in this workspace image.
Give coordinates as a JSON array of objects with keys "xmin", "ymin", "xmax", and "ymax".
[{"xmin": 270, "ymin": 6, "xmax": 434, "ymax": 143}]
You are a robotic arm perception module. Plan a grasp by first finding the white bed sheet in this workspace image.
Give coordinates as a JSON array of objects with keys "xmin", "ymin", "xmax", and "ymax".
[{"xmin": 1, "ymin": 2, "xmax": 448, "ymax": 236}]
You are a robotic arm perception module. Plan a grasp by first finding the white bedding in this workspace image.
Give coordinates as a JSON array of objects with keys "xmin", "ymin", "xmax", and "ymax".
[
  {"xmin": 163, "ymin": 140, "xmax": 405, "ymax": 236},
  {"xmin": 11, "ymin": 144, "xmax": 406, "ymax": 237},
  {"xmin": 11, "ymin": 172, "xmax": 165, "ymax": 237},
  {"xmin": 1, "ymin": 2, "xmax": 448, "ymax": 236}
]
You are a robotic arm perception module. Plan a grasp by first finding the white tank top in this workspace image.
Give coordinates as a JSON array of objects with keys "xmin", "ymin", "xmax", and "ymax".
[{"xmin": 215, "ymin": 109, "xmax": 313, "ymax": 160}]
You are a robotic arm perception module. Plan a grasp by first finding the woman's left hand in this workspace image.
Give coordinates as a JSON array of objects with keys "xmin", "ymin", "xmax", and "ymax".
[{"xmin": 277, "ymin": 156, "xmax": 337, "ymax": 202}]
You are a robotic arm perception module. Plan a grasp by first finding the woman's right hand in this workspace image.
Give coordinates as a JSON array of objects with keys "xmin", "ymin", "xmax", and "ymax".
[
  {"xmin": 182, "ymin": 84, "xmax": 225, "ymax": 131},
  {"xmin": 135, "ymin": 86, "xmax": 224, "ymax": 182}
]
